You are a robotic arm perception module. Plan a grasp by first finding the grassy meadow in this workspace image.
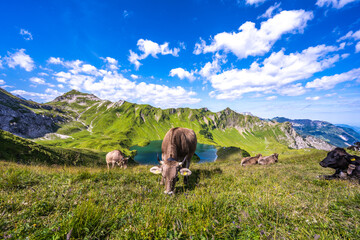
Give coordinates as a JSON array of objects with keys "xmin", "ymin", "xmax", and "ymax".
[{"xmin": 1, "ymin": 149, "xmax": 360, "ymax": 239}]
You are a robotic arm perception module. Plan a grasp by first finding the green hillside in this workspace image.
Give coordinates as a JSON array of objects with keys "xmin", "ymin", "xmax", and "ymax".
[
  {"xmin": 35, "ymin": 91, "xmax": 296, "ymax": 156},
  {"xmin": 0, "ymin": 129, "xmax": 105, "ymax": 166}
]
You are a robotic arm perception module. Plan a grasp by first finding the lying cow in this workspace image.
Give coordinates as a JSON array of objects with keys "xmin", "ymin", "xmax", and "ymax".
[
  {"xmin": 258, "ymin": 153, "xmax": 279, "ymax": 165},
  {"xmin": 319, "ymin": 147, "xmax": 360, "ymax": 180},
  {"xmin": 241, "ymin": 154, "xmax": 262, "ymax": 166},
  {"xmin": 106, "ymin": 150, "xmax": 129, "ymax": 170},
  {"xmin": 150, "ymin": 127, "xmax": 197, "ymax": 195}
]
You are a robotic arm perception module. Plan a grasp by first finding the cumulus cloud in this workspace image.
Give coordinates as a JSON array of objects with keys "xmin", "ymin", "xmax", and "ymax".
[
  {"xmin": 47, "ymin": 57, "xmax": 63, "ymax": 65},
  {"xmin": 4, "ymin": 49, "xmax": 35, "ymax": 71},
  {"xmin": 316, "ymin": 0, "xmax": 359, "ymax": 9},
  {"xmin": 194, "ymin": 10, "xmax": 313, "ymax": 59},
  {"xmin": 130, "ymin": 74, "xmax": 139, "ymax": 80},
  {"xmin": 20, "ymin": 29, "xmax": 33, "ymax": 40},
  {"xmin": 169, "ymin": 68, "xmax": 195, "ymax": 82},
  {"xmin": 11, "ymin": 88, "xmax": 63, "ymax": 102},
  {"xmin": 46, "ymin": 56, "xmax": 200, "ymax": 108},
  {"xmin": 101, "ymin": 57, "xmax": 119, "ymax": 70},
  {"xmin": 0, "ymin": 79, "xmax": 5, "ymax": 85},
  {"xmin": 356, "ymin": 42, "xmax": 360, "ymax": 53},
  {"xmin": 306, "ymin": 67, "xmax": 360, "ymax": 90},
  {"xmin": 129, "ymin": 39, "xmax": 181, "ymax": 69},
  {"xmin": 245, "ymin": 0, "xmax": 268, "ymax": 5},
  {"xmin": 29, "ymin": 77, "xmax": 55, "ymax": 87},
  {"xmin": 258, "ymin": 2, "xmax": 281, "ymax": 19},
  {"xmin": 208, "ymin": 44, "xmax": 339, "ymax": 99},
  {"xmin": 277, "ymin": 83, "xmax": 307, "ymax": 96},
  {"xmin": 306, "ymin": 96, "xmax": 320, "ymax": 101},
  {"xmin": 266, "ymin": 95, "xmax": 277, "ymax": 100}
]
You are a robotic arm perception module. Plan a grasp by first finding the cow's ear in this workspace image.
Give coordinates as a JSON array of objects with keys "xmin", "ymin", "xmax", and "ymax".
[
  {"xmin": 180, "ymin": 168, "xmax": 192, "ymax": 176},
  {"xmin": 150, "ymin": 166, "xmax": 162, "ymax": 174}
]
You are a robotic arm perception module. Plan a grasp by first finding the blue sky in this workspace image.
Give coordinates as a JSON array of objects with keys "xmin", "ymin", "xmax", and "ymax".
[{"xmin": 1, "ymin": 0, "xmax": 360, "ymax": 125}]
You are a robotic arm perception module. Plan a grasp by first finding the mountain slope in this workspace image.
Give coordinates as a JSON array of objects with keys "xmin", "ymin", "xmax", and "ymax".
[
  {"xmin": 273, "ymin": 117, "xmax": 360, "ymax": 147},
  {"xmin": 0, "ymin": 89, "xmax": 333, "ymax": 155},
  {"xmin": 0, "ymin": 88, "xmax": 65, "ymax": 138}
]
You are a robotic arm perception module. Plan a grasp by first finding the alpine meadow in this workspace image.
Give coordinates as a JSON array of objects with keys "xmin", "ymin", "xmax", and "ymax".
[{"xmin": 1, "ymin": 0, "xmax": 360, "ymax": 239}]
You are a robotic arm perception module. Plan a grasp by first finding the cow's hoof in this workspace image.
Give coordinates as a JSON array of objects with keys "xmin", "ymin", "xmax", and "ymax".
[{"xmin": 164, "ymin": 191, "xmax": 173, "ymax": 195}]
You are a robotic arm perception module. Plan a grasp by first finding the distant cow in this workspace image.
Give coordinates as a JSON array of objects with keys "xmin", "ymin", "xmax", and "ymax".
[
  {"xmin": 150, "ymin": 127, "xmax": 197, "ymax": 195},
  {"xmin": 319, "ymin": 147, "xmax": 360, "ymax": 180},
  {"xmin": 258, "ymin": 153, "xmax": 279, "ymax": 165},
  {"xmin": 241, "ymin": 154, "xmax": 262, "ymax": 166},
  {"xmin": 106, "ymin": 150, "xmax": 129, "ymax": 170}
]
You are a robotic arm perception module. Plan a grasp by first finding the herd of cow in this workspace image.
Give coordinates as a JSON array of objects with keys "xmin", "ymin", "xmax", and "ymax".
[{"xmin": 106, "ymin": 127, "xmax": 360, "ymax": 195}]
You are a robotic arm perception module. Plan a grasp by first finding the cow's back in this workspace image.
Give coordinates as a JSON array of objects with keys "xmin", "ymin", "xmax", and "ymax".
[
  {"xmin": 162, "ymin": 127, "xmax": 197, "ymax": 161},
  {"xmin": 106, "ymin": 150, "xmax": 123, "ymax": 163}
]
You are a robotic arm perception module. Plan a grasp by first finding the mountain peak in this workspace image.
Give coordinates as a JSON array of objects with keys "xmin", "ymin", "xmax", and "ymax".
[{"xmin": 51, "ymin": 90, "xmax": 101, "ymax": 103}]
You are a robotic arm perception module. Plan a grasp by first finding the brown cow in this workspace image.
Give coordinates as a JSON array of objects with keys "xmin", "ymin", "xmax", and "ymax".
[
  {"xmin": 241, "ymin": 154, "xmax": 262, "ymax": 166},
  {"xmin": 150, "ymin": 127, "xmax": 197, "ymax": 195},
  {"xmin": 106, "ymin": 150, "xmax": 129, "ymax": 170},
  {"xmin": 258, "ymin": 153, "xmax": 279, "ymax": 165}
]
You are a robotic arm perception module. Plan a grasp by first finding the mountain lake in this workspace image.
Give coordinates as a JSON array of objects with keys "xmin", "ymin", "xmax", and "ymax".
[{"xmin": 130, "ymin": 140, "xmax": 218, "ymax": 165}]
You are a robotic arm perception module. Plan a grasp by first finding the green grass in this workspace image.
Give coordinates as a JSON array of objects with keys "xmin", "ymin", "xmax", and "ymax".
[{"xmin": 1, "ymin": 150, "xmax": 360, "ymax": 239}]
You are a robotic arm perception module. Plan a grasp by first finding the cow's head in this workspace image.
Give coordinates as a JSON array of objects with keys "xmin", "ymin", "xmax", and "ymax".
[
  {"xmin": 150, "ymin": 155, "xmax": 191, "ymax": 195},
  {"xmin": 319, "ymin": 148, "xmax": 351, "ymax": 170},
  {"xmin": 273, "ymin": 153, "xmax": 279, "ymax": 162},
  {"xmin": 116, "ymin": 157, "xmax": 129, "ymax": 169}
]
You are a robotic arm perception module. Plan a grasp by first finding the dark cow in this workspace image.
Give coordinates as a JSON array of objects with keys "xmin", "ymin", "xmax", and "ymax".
[
  {"xmin": 150, "ymin": 127, "xmax": 197, "ymax": 195},
  {"xmin": 106, "ymin": 150, "xmax": 129, "ymax": 170},
  {"xmin": 241, "ymin": 154, "xmax": 262, "ymax": 166},
  {"xmin": 258, "ymin": 153, "xmax": 279, "ymax": 165},
  {"xmin": 319, "ymin": 147, "xmax": 360, "ymax": 180}
]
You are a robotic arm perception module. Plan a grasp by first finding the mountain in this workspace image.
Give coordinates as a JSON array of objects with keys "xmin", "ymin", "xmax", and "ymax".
[
  {"xmin": 335, "ymin": 124, "xmax": 360, "ymax": 134},
  {"xmin": 0, "ymin": 88, "xmax": 65, "ymax": 138},
  {"xmin": 0, "ymin": 88, "xmax": 333, "ymax": 155},
  {"xmin": 273, "ymin": 117, "xmax": 360, "ymax": 147}
]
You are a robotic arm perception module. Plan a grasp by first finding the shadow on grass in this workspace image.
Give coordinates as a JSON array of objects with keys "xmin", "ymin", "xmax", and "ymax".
[{"xmin": 175, "ymin": 168, "xmax": 223, "ymax": 193}]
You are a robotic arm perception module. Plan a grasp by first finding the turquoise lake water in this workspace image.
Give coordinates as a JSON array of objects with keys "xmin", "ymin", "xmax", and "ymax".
[{"xmin": 130, "ymin": 140, "xmax": 217, "ymax": 165}]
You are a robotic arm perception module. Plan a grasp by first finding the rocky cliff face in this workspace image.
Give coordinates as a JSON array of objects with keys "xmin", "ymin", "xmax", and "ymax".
[
  {"xmin": 278, "ymin": 123, "xmax": 334, "ymax": 151},
  {"xmin": 0, "ymin": 88, "xmax": 64, "ymax": 138},
  {"xmin": 273, "ymin": 117, "xmax": 360, "ymax": 147}
]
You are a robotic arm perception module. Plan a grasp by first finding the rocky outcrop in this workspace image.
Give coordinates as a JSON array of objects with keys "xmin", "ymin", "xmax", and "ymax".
[
  {"xmin": 0, "ymin": 88, "xmax": 64, "ymax": 138},
  {"xmin": 280, "ymin": 123, "xmax": 334, "ymax": 151}
]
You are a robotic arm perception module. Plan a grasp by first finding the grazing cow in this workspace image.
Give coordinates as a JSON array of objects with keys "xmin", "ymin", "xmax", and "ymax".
[
  {"xmin": 241, "ymin": 154, "xmax": 262, "ymax": 166},
  {"xmin": 258, "ymin": 153, "xmax": 279, "ymax": 165},
  {"xmin": 106, "ymin": 150, "xmax": 129, "ymax": 170},
  {"xmin": 319, "ymin": 147, "xmax": 360, "ymax": 180},
  {"xmin": 150, "ymin": 127, "xmax": 197, "ymax": 195}
]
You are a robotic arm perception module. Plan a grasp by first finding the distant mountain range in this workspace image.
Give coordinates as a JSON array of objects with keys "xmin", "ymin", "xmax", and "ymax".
[
  {"xmin": 273, "ymin": 117, "xmax": 360, "ymax": 148},
  {"xmin": 0, "ymin": 88, "xmax": 338, "ymax": 155}
]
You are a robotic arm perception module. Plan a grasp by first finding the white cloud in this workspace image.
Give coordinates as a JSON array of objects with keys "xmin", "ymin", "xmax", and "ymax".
[
  {"xmin": 4, "ymin": 49, "xmax": 35, "ymax": 71},
  {"xmin": 130, "ymin": 74, "xmax": 139, "ymax": 80},
  {"xmin": 38, "ymin": 72, "xmax": 49, "ymax": 76},
  {"xmin": 266, "ymin": 95, "xmax": 277, "ymax": 100},
  {"xmin": 123, "ymin": 10, "xmax": 130, "ymax": 18},
  {"xmin": 207, "ymin": 44, "xmax": 339, "ymax": 99},
  {"xmin": 356, "ymin": 42, "xmax": 360, "ymax": 53},
  {"xmin": 194, "ymin": 10, "xmax": 313, "ymax": 59},
  {"xmin": 11, "ymin": 88, "xmax": 63, "ymax": 102},
  {"xmin": 245, "ymin": 0, "xmax": 268, "ymax": 5},
  {"xmin": 169, "ymin": 68, "xmax": 195, "ymax": 82},
  {"xmin": 316, "ymin": 0, "xmax": 359, "ymax": 9},
  {"xmin": 29, "ymin": 77, "xmax": 55, "ymax": 87},
  {"xmin": 277, "ymin": 83, "xmax": 307, "ymax": 96},
  {"xmin": 101, "ymin": 57, "xmax": 119, "ymax": 70},
  {"xmin": 325, "ymin": 93, "xmax": 337, "ymax": 97},
  {"xmin": 47, "ymin": 57, "xmax": 63, "ymax": 64},
  {"xmin": 48, "ymin": 57, "xmax": 200, "ymax": 108},
  {"xmin": 20, "ymin": 29, "xmax": 33, "ymax": 40},
  {"xmin": 306, "ymin": 67, "xmax": 360, "ymax": 90},
  {"xmin": 258, "ymin": 2, "xmax": 281, "ymax": 19},
  {"xmin": 0, "ymin": 79, "xmax": 5, "ymax": 85},
  {"xmin": 129, "ymin": 39, "xmax": 181, "ymax": 69},
  {"xmin": 306, "ymin": 96, "xmax": 320, "ymax": 101},
  {"xmin": 199, "ymin": 53, "xmax": 226, "ymax": 79},
  {"xmin": 338, "ymin": 29, "xmax": 360, "ymax": 41}
]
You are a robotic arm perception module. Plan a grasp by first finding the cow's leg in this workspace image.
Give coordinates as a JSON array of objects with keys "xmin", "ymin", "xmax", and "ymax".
[
  {"xmin": 160, "ymin": 176, "xmax": 165, "ymax": 185},
  {"xmin": 112, "ymin": 162, "xmax": 115, "ymax": 169},
  {"xmin": 183, "ymin": 158, "xmax": 191, "ymax": 185},
  {"xmin": 319, "ymin": 169, "xmax": 341, "ymax": 179},
  {"xmin": 107, "ymin": 163, "xmax": 109, "ymax": 171}
]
